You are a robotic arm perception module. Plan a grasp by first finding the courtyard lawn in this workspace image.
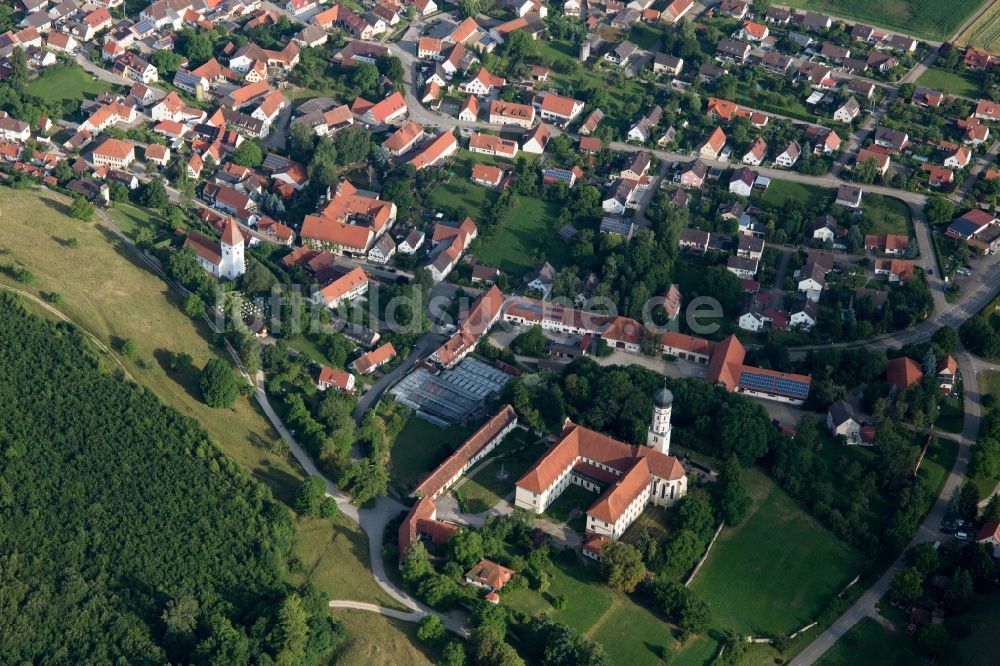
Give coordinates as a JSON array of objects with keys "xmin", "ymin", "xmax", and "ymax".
[
  {"xmin": 543, "ymin": 484, "xmax": 597, "ymax": 524},
  {"xmin": 916, "ymin": 67, "xmax": 986, "ymax": 98},
  {"xmin": 621, "ymin": 505, "xmax": 674, "ymax": 543},
  {"xmin": 864, "ymin": 196, "xmax": 913, "ymax": 237},
  {"xmin": 757, "ymin": 180, "xmax": 833, "ymax": 210},
  {"xmin": 474, "ymin": 196, "xmax": 573, "ymax": 278},
  {"xmin": 454, "ymin": 431, "xmax": 538, "ymax": 513},
  {"xmin": 778, "ymin": 0, "xmax": 984, "ymax": 41},
  {"xmin": 817, "ymin": 617, "xmax": 917, "ymax": 666},
  {"xmin": 691, "ymin": 469, "xmax": 865, "ymax": 636},
  {"xmin": 425, "ymin": 150, "xmax": 501, "ymax": 217},
  {"xmin": 388, "ymin": 413, "xmax": 476, "ymax": 493},
  {"xmin": 27, "ymin": 64, "xmax": 115, "ymax": 105}
]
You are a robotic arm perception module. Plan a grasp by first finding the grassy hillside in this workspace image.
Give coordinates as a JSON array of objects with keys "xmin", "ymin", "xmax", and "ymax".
[{"xmin": 0, "ymin": 188, "xmax": 408, "ymax": 617}]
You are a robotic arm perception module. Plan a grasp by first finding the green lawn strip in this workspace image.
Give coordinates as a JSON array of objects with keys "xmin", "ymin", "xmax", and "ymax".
[
  {"xmin": 816, "ymin": 617, "xmax": 918, "ymax": 666},
  {"xmin": 691, "ymin": 469, "xmax": 865, "ymax": 636},
  {"xmin": 947, "ymin": 591, "xmax": 1000, "ymax": 666},
  {"xmin": 454, "ymin": 434, "xmax": 538, "ymax": 512},
  {"xmin": 27, "ymin": 64, "xmax": 115, "ymax": 104},
  {"xmin": 289, "ymin": 514, "xmax": 408, "ymax": 610},
  {"xmin": 935, "ymin": 395, "xmax": 964, "ymax": 434},
  {"xmin": 915, "ymin": 435, "xmax": 959, "ymax": 505},
  {"xmin": 107, "ymin": 201, "xmax": 164, "ymax": 241},
  {"xmin": 756, "ymin": 179, "xmax": 833, "ymax": 210}
]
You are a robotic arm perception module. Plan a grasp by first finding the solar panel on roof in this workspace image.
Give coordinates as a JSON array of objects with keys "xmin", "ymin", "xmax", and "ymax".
[{"xmin": 738, "ymin": 370, "xmax": 810, "ymax": 399}]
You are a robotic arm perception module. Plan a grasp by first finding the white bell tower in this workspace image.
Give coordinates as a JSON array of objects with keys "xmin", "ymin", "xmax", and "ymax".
[{"xmin": 647, "ymin": 386, "xmax": 673, "ymax": 455}]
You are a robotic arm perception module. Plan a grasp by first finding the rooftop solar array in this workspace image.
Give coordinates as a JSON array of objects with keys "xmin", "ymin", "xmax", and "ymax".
[{"xmin": 738, "ymin": 369, "xmax": 811, "ymax": 400}]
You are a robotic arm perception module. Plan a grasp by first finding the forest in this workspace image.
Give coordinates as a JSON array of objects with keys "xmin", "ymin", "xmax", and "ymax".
[{"xmin": 0, "ymin": 294, "xmax": 341, "ymax": 664}]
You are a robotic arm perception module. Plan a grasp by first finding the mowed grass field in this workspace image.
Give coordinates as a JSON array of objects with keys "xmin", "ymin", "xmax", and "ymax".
[
  {"xmin": 0, "ymin": 189, "xmax": 400, "ymax": 610},
  {"xmin": 916, "ymin": 67, "xmax": 986, "ymax": 98},
  {"xmin": 27, "ymin": 64, "xmax": 115, "ymax": 104},
  {"xmin": 817, "ymin": 618, "xmax": 917, "ymax": 666},
  {"xmin": 957, "ymin": 2, "xmax": 1000, "ymax": 53},
  {"xmin": 691, "ymin": 469, "xmax": 865, "ymax": 636},
  {"xmin": 388, "ymin": 413, "xmax": 476, "ymax": 493},
  {"xmin": 780, "ymin": 0, "xmax": 986, "ymax": 41}
]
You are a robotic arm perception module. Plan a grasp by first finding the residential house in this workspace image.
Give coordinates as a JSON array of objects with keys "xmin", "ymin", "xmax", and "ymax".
[
  {"xmin": 382, "ymin": 121, "xmax": 425, "ymax": 156},
  {"xmin": 316, "ymin": 366, "xmax": 356, "ymax": 393},
  {"xmin": 698, "ymin": 127, "xmax": 726, "ymax": 159},
  {"xmin": 353, "ymin": 342, "xmax": 397, "ymax": 374},
  {"xmin": 774, "ymin": 140, "xmax": 800, "ymax": 167},
  {"xmin": 521, "ymin": 123, "xmax": 549, "ymax": 153},
  {"xmin": 679, "ymin": 227, "xmax": 710, "ymax": 253},
  {"xmin": 834, "ymin": 96, "xmax": 860, "ymax": 123},
  {"xmin": 489, "ymin": 100, "xmax": 535, "ymax": 128},
  {"xmin": 742, "ymin": 137, "xmax": 767, "ymax": 166},
  {"xmin": 729, "ymin": 166, "xmax": 756, "ymax": 196},
  {"xmin": 886, "ymin": 356, "xmax": 922, "ymax": 392},
  {"xmin": 827, "ymin": 399, "xmax": 863, "ymax": 444},
  {"xmin": 534, "ymin": 93, "xmax": 584, "ymax": 123}
]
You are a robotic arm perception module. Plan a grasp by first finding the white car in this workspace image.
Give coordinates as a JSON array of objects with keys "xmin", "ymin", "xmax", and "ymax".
[{"xmin": 956, "ymin": 531, "xmax": 969, "ymax": 541}]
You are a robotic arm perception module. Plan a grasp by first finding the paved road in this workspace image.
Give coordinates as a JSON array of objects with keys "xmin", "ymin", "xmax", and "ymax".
[
  {"xmin": 351, "ymin": 330, "xmax": 444, "ymax": 424},
  {"xmin": 790, "ymin": 345, "xmax": 981, "ymax": 665},
  {"xmin": 328, "ymin": 600, "xmax": 425, "ymax": 622}
]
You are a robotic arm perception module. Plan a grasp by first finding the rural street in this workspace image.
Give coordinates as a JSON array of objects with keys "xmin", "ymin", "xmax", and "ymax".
[{"xmin": 790, "ymin": 346, "xmax": 981, "ymax": 665}]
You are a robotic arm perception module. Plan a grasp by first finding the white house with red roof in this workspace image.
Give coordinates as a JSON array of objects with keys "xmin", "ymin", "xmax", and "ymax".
[{"xmin": 460, "ymin": 67, "xmax": 506, "ymax": 96}]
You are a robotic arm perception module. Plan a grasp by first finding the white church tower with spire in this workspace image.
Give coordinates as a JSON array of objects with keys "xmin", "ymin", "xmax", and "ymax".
[
  {"xmin": 647, "ymin": 386, "xmax": 673, "ymax": 455},
  {"xmin": 219, "ymin": 218, "xmax": 246, "ymax": 280}
]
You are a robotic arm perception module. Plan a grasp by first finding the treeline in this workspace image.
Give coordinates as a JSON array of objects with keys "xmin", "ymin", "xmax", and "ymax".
[{"xmin": 0, "ymin": 295, "xmax": 342, "ymax": 664}]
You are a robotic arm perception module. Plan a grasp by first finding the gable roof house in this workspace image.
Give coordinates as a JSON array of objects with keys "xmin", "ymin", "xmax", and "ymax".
[
  {"xmin": 886, "ymin": 356, "xmax": 923, "ymax": 392},
  {"xmin": 626, "ymin": 105, "xmax": 662, "ymax": 143},
  {"xmin": 742, "ymin": 137, "xmax": 767, "ymax": 166},
  {"xmin": 698, "ymin": 127, "xmax": 726, "ymax": 159},
  {"xmin": 774, "ymin": 140, "xmax": 800, "ymax": 167}
]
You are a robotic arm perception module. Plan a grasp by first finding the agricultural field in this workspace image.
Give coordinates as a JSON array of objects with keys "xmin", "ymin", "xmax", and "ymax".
[
  {"xmin": 956, "ymin": 2, "xmax": 1000, "ymax": 53},
  {"xmin": 781, "ymin": 0, "xmax": 986, "ymax": 41}
]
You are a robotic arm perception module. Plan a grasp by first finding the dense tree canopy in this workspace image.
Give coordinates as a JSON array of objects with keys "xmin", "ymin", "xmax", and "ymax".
[{"xmin": 0, "ymin": 295, "xmax": 341, "ymax": 663}]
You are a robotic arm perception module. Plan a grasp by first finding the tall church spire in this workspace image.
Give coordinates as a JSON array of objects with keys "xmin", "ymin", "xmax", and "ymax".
[{"xmin": 647, "ymin": 384, "xmax": 673, "ymax": 455}]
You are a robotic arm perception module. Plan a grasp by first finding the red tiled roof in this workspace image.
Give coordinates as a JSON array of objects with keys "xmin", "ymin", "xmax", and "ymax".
[
  {"xmin": 706, "ymin": 334, "xmax": 745, "ymax": 390},
  {"xmin": 886, "ymin": 356, "xmax": 923, "ymax": 391},
  {"xmin": 416, "ymin": 406, "xmax": 517, "ymax": 499},
  {"xmin": 353, "ymin": 341, "xmax": 396, "ymax": 374},
  {"xmin": 515, "ymin": 421, "xmax": 685, "ymax": 497},
  {"xmin": 464, "ymin": 558, "xmax": 515, "ymax": 589}
]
